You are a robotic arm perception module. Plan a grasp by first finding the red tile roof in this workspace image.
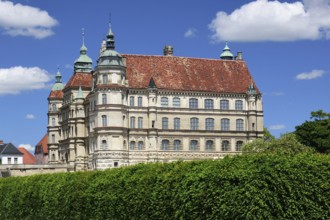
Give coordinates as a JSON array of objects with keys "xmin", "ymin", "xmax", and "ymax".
[
  {"xmin": 64, "ymin": 72, "xmax": 92, "ymax": 90},
  {"xmin": 48, "ymin": 90, "xmax": 64, "ymax": 99},
  {"xmin": 35, "ymin": 134, "xmax": 48, "ymax": 154},
  {"xmin": 124, "ymin": 55, "xmax": 260, "ymax": 94},
  {"xmin": 18, "ymin": 147, "xmax": 36, "ymax": 165}
]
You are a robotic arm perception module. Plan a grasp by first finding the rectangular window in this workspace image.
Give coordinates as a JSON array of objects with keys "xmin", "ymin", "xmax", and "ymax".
[
  {"xmin": 138, "ymin": 141, "xmax": 143, "ymax": 150},
  {"xmin": 161, "ymin": 97, "xmax": 168, "ymax": 107},
  {"xmin": 204, "ymin": 99, "xmax": 214, "ymax": 109},
  {"xmin": 190, "ymin": 140, "xmax": 198, "ymax": 151},
  {"xmin": 102, "ymin": 115, "xmax": 107, "ymax": 127},
  {"xmin": 102, "ymin": 94, "xmax": 107, "ymax": 104},
  {"xmin": 189, "ymin": 98, "xmax": 198, "ymax": 109},
  {"xmin": 130, "ymin": 141, "xmax": 135, "ymax": 150},
  {"xmin": 173, "ymin": 140, "xmax": 181, "ymax": 151},
  {"xmin": 236, "ymin": 119, "xmax": 244, "ymax": 131},
  {"xmin": 173, "ymin": 97, "xmax": 180, "ymax": 107},
  {"xmin": 51, "ymin": 134, "xmax": 55, "ymax": 143},
  {"xmin": 162, "ymin": 117, "xmax": 169, "ymax": 129},
  {"xmin": 190, "ymin": 118, "xmax": 199, "ymax": 130},
  {"xmin": 205, "ymin": 118, "xmax": 214, "ymax": 130},
  {"xmin": 14, "ymin": 158, "xmax": 18, "ymax": 164},
  {"xmin": 8, "ymin": 158, "xmax": 11, "ymax": 164},
  {"xmin": 235, "ymin": 100, "xmax": 243, "ymax": 110},
  {"xmin": 221, "ymin": 118, "xmax": 230, "ymax": 131},
  {"xmin": 174, "ymin": 118, "xmax": 180, "ymax": 130},
  {"xmin": 138, "ymin": 97, "xmax": 143, "ymax": 107},
  {"xmin": 138, "ymin": 117, "xmax": 143, "ymax": 128},
  {"xmin": 130, "ymin": 117, "xmax": 135, "ymax": 128},
  {"xmin": 220, "ymin": 100, "xmax": 229, "ymax": 110},
  {"xmin": 130, "ymin": 96, "xmax": 135, "ymax": 106}
]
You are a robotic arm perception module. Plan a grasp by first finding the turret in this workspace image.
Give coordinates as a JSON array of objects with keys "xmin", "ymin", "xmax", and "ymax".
[{"xmin": 74, "ymin": 29, "xmax": 93, "ymax": 73}]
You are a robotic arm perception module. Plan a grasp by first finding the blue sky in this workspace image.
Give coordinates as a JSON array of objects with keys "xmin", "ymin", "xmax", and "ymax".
[{"xmin": 0, "ymin": 0, "xmax": 329, "ymax": 153}]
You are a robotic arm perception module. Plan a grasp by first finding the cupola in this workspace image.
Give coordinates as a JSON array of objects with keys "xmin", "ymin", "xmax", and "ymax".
[
  {"xmin": 74, "ymin": 29, "xmax": 93, "ymax": 73},
  {"xmin": 220, "ymin": 42, "xmax": 234, "ymax": 60},
  {"xmin": 51, "ymin": 67, "xmax": 64, "ymax": 91}
]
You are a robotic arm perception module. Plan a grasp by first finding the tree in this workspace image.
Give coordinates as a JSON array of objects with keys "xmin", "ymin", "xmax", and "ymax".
[
  {"xmin": 295, "ymin": 110, "xmax": 330, "ymax": 153},
  {"xmin": 242, "ymin": 133, "xmax": 314, "ymax": 155}
]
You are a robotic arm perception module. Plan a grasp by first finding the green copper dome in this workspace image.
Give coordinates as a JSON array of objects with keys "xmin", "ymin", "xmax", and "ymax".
[
  {"xmin": 220, "ymin": 42, "xmax": 234, "ymax": 60},
  {"xmin": 74, "ymin": 30, "xmax": 93, "ymax": 73},
  {"xmin": 52, "ymin": 68, "xmax": 64, "ymax": 91}
]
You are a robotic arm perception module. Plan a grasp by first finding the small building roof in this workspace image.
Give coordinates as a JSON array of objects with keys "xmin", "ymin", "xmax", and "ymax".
[
  {"xmin": 35, "ymin": 134, "xmax": 48, "ymax": 155},
  {"xmin": 18, "ymin": 147, "xmax": 36, "ymax": 164},
  {"xmin": 0, "ymin": 143, "xmax": 23, "ymax": 156}
]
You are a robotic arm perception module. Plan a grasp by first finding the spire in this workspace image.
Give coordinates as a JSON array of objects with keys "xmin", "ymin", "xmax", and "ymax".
[
  {"xmin": 148, "ymin": 77, "xmax": 157, "ymax": 90},
  {"xmin": 106, "ymin": 15, "xmax": 115, "ymax": 50},
  {"xmin": 80, "ymin": 28, "xmax": 87, "ymax": 55},
  {"xmin": 247, "ymin": 81, "xmax": 257, "ymax": 95},
  {"xmin": 52, "ymin": 67, "xmax": 64, "ymax": 91},
  {"xmin": 74, "ymin": 28, "xmax": 93, "ymax": 73},
  {"xmin": 220, "ymin": 41, "xmax": 234, "ymax": 60}
]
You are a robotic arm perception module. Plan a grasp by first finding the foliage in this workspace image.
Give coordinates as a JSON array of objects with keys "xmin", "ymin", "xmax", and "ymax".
[
  {"xmin": 0, "ymin": 154, "xmax": 329, "ymax": 219},
  {"xmin": 295, "ymin": 110, "xmax": 330, "ymax": 153},
  {"xmin": 242, "ymin": 133, "xmax": 314, "ymax": 155}
]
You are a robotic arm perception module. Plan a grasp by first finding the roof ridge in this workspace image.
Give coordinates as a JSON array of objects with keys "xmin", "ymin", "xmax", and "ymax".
[{"xmin": 122, "ymin": 54, "xmax": 245, "ymax": 62}]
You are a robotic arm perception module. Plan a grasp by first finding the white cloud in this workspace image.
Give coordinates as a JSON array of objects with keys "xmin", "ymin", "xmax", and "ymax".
[
  {"xmin": 269, "ymin": 124, "xmax": 285, "ymax": 130},
  {"xmin": 296, "ymin": 69, "xmax": 325, "ymax": 80},
  {"xmin": 65, "ymin": 64, "xmax": 73, "ymax": 70},
  {"xmin": 19, "ymin": 144, "xmax": 35, "ymax": 154},
  {"xmin": 184, "ymin": 28, "xmax": 198, "ymax": 38},
  {"xmin": 25, "ymin": 114, "xmax": 36, "ymax": 120},
  {"xmin": 0, "ymin": 1, "xmax": 58, "ymax": 39},
  {"xmin": 209, "ymin": 0, "xmax": 330, "ymax": 42},
  {"xmin": 0, "ymin": 66, "xmax": 52, "ymax": 95}
]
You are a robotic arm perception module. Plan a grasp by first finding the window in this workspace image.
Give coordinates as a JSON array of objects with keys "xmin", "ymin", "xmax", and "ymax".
[
  {"xmin": 222, "ymin": 140, "xmax": 230, "ymax": 151},
  {"xmin": 130, "ymin": 117, "xmax": 135, "ymax": 128},
  {"xmin": 161, "ymin": 97, "xmax": 168, "ymax": 107},
  {"xmin": 14, "ymin": 158, "xmax": 18, "ymax": 164},
  {"xmin": 102, "ymin": 115, "xmax": 107, "ymax": 127},
  {"xmin": 190, "ymin": 117, "xmax": 199, "ymax": 130},
  {"xmin": 235, "ymin": 100, "xmax": 243, "ymax": 110},
  {"xmin": 205, "ymin": 118, "xmax": 214, "ymax": 130},
  {"xmin": 162, "ymin": 117, "xmax": 169, "ymax": 129},
  {"xmin": 236, "ymin": 141, "xmax": 243, "ymax": 151},
  {"xmin": 189, "ymin": 98, "xmax": 198, "ymax": 109},
  {"xmin": 221, "ymin": 118, "xmax": 230, "ymax": 131},
  {"xmin": 138, "ymin": 141, "xmax": 143, "ymax": 150},
  {"xmin": 51, "ymin": 117, "xmax": 55, "ymax": 126},
  {"xmin": 8, "ymin": 158, "xmax": 11, "ymax": 164},
  {"xmin": 236, "ymin": 119, "xmax": 244, "ymax": 131},
  {"xmin": 220, "ymin": 100, "xmax": 229, "ymax": 110},
  {"xmin": 130, "ymin": 141, "xmax": 135, "ymax": 150},
  {"xmin": 129, "ymin": 96, "xmax": 135, "ymax": 106},
  {"xmin": 138, "ymin": 96, "xmax": 142, "ymax": 107},
  {"xmin": 174, "ymin": 118, "xmax": 180, "ymax": 130},
  {"xmin": 206, "ymin": 140, "xmax": 214, "ymax": 151},
  {"xmin": 190, "ymin": 140, "xmax": 198, "ymax": 151},
  {"xmin": 102, "ymin": 94, "xmax": 107, "ymax": 104},
  {"xmin": 204, "ymin": 99, "xmax": 214, "ymax": 109},
  {"xmin": 173, "ymin": 97, "xmax": 180, "ymax": 107},
  {"xmin": 161, "ymin": 140, "xmax": 169, "ymax": 150},
  {"xmin": 102, "ymin": 140, "xmax": 108, "ymax": 149},
  {"xmin": 174, "ymin": 140, "xmax": 181, "ymax": 151},
  {"xmin": 51, "ymin": 134, "xmax": 55, "ymax": 143},
  {"xmin": 52, "ymin": 104, "xmax": 56, "ymax": 111},
  {"xmin": 102, "ymin": 74, "xmax": 108, "ymax": 84},
  {"xmin": 138, "ymin": 117, "xmax": 143, "ymax": 128}
]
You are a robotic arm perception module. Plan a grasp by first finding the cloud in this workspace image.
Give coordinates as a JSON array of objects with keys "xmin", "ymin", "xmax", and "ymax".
[
  {"xmin": 209, "ymin": 0, "xmax": 330, "ymax": 42},
  {"xmin": 0, "ymin": 1, "xmax": 58, "ymax": 39},
  {"xmin": 19, "ymin": 144, "xmax": 35, "ymax": 154},
  {"xmin": 296, "ymin": 69, "xmax": 325, "ymax": 80},
  {"xmin": 0, "ymin": 66, "xmax": 52, "ymax": 95},
  {"xmin": 269, "ymin": 124, "xmax": 285, "ymax": 130},
  {"xmin": 184, "ymin": 28, "xmax": 198, "ymax": 38},
  {"xmin": 25, "ymin": 114, "xmax": 36, "ymax": 120},
  {"xmin": 65, "ymin": 64, "xmax": 73, "ymax": 70}
]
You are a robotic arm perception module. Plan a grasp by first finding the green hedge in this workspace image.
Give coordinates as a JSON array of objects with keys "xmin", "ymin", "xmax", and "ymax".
[{"xmin": 0, "ymin": 154, "xmax": 329, "ymax": 219}]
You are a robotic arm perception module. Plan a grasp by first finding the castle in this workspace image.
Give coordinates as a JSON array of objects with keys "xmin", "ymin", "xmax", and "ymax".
[{"xmin": 47, "ymin": 25, "xmax": 263, "ymax": 171}]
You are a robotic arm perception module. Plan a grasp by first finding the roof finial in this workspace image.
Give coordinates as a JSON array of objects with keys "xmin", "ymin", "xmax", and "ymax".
[{"xmin": 82, "ymin": 28, "xmax": 85, "ymax": 46}]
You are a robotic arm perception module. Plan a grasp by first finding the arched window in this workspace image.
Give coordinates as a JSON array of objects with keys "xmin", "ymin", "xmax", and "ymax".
[
  {"xmin": 102, "ymin": 74, "xmax": 108, "ymax": 84},
  {"xmin": 102, "ymin": 115, "xmax": 107, "ymax": 127},
  {"xmin": 138, "ymin": 96, "xmax": 143, "ymax": 107},
  {"xmin": 130, "ymin": 141, "xmax": 135, "ymax": 150},
  {"xmin": 102, "ymin": 140, "xmax": 108, "ymax": 149},
  {"xmin": 138, "ymin": 117, "xmax": 143, "ymax": 128},
  {"xmin": 129, "ymin": 96, "xmax": 135, "ymax": 106},
  {"xmin": 189, "ymin": 98, "xmax": 198, "ymax": 109},
  {"xmin": 236, "ymin": 119, "xmax": 244, "ymax": 131},
  {"xmin": 51, "ymin": 153, "xmax": 55, "ymax": 161},
  {"xmin": 190, "ymin": 117, "xmax": 199, "ymax": 130},
  {"xmin": 236, "ymin": 141, "xmax": 243, "ymax": 151},
  {"xmin": 221, "ymin": 140, "xmax": 230, "ymax": 151},
  {"xmin": 161, "ymin": 140, "xmax": 169, "ymax": 150},
  {"xmin": 51, "ymin": 117, "xmax": 55, "ymax": 126},
  {"xmin": 235, "ymin": 100, "xmax": 243, "ymax": 110},
  {"xmin": 130, "ymin": 117, "xmax": 135, "ymax": 128},
  {"xmin": 190, "ymin": 140, "xmax": 198, "ymax": 151},
  {"xmin": 173, "ymin": 140, "xmax": 181, "ymax": 151},
  {"xmin": 205, "ymin": 118, "xmax": 214, "ymax": 130},
  {"xmin": 161, "ymin": 97, "xmax": 168, "ymax": 107},
  {"xmin": 173, "ymin": 97, "xmax": 180, "ymax": 107},
  {"xmin": 174, "ymin": 118, "xmax": 180, "ymax": 130},
  {"xmin": 138, "ymin": 141, "xmax": 144, "ymax": 150},
  {"xmin": 162, "ymin": 117, "xmax": 168, "ymax": 129},
  {"xmin": 206, "ymin": 140, "xmax": 214, "ymax": 151},
  {"xmin": 204, "ymin": 99, "xmax": 214, "ymax": 109},
  {"xmin": 220, "ymin": 99, "xmax": 229, "ymax": 110},
  {"xmin": 102, "ymin": 94, "xmax": 107, "ymax": 104},
  {"xmin": 221, "ymin": 118, "xmax": 230, "ymax": 131}
]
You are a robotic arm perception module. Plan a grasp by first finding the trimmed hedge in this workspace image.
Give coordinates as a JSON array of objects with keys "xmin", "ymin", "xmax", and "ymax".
[{"xmin": 0, "ymin": 154, "xmax": 329, "ymax": 219}]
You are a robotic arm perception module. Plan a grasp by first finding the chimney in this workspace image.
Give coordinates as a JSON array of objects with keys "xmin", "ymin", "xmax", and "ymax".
[
  {"xmin": 235, "ymin": 52, "xmax": 243, "ymax": 60},
  {"xmin": 163, "ymin": 45, "xmax": 173, "ymax": 56}
]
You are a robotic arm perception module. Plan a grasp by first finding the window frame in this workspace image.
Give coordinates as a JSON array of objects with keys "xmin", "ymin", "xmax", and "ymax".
[
  {"xmin": 174, "ymin": 117, "xmax": 180, "ymax": 130},
  {"xmin": 204, "ymin": 99, "xmax": 214, "ymax": 109},
  {"xmin": 235, "ymin": 100, "xmax": 243, "ymax": 110},
  {"xmin": 221, "ymin": 118, "xmax": 230, "ymax": 131},
  {"xmin": 161, "ymin": 140, "xmax": 169, "ymax": 150},
  {"xmin": 161, "ymin": 97, "xmax": 169, "ymax": 107},
  {"xmin": 190, "ymin": 117, "xmax": 199, "ymax": 130},
  {"xmin": 205, "ymin": 118, "xmax": 214, "ymax": 130},
  {"xmin": 162, "ymin": 117, "xmax": 169, "ymax": 129},
  {"xmin": 130, "ymin": 116, "xmax": 136, "ymax": 128},
  {"xmin": 190, "ymin": 140, "xmax": 199, "ymax": 151},
  {"xmin": 189, "ymin": 98, "xmax": 198, "ymax": 109},
  {"xmin": 221, "ymin": 140, "xmax": 230, "ymax": 151},
  {"xmin": 173, "ymin": 97, "xmax": 181, "ymax": 107},
  {"xmin": 220, "ymin": 99, "xmax": 229, "ymax": 110},
  {"xmin": 236, "ymin": 119, "xmax": 244, "ymax": 131}
]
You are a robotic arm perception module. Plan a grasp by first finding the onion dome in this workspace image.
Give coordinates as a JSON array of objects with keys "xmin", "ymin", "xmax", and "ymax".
[
  {"xmin": 51, "ymin": 68, "xmax": 64, "ymax": 91},
  {"xmin": 220, "ymin": 42, "xmax": 234, "ymax": 60},
  {"xmin": 74, "ymin": 29, "xmax": 93, "ymax": 73}
]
